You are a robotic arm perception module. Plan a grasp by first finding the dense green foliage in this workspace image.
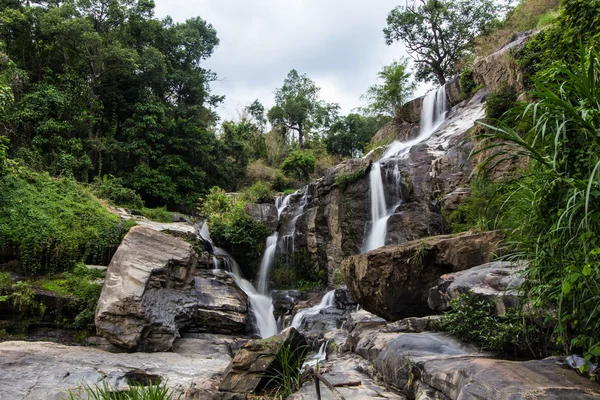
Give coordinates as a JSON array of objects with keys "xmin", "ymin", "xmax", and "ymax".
[
  {"xmin": 475, "ymin": 43, "xmax": 600, "ymax": 364},
  {"xmin": 325, "ymin": 114, "xmax": 389, "ymax": 158},
  {"xmin": 200, "ymin": 187, "xmax": 270, "ymax": 278},
  {"xmin": 384, "ymin": 0, "xmax": 504, "ymax": 84},
  {"xmin": 280, "ymin": 150, "xmax": 316, "ymax": 182},
  {"xmin": 267, "ymin": 70, "xmax": 339, "ymax": 148},
  {"xmin": 459, "ymin": 68, "xmax": 478, "ymax": 98},
  {"xmin": 0, "ymin": 163, "xmax": 133, "ymax": 276},
  {"xmin": 485, "ymin": 85, "xmax": 518, "ymax": 120},
  {"xmin": 362, "ymin": 59, "xmax": 415, "ymax": 119},
  {"xmin": 241, "ymin": 181, "xmax": 274, "ymax": 203},
  {"xmin": 437, "ymin": 294, "xmax": 551, "ymax": 357},
  {"xmin": 0, "ymin": 0, "xmax": 255, "ymax": 210}
]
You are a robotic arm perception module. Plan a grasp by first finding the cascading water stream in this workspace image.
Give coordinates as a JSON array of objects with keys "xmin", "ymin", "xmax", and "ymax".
[
  {"xmin": 257, "ymin": 232, "xmax": 279, "ymax": 294},
  {"xmin": 200, "ymin": 222, "xmax": 278, "ymax": 338},
  {"xmin": 362, "ymin": 85, "xmax": 448, "ymax": 253},
  {"xmin": 291, "ymin": 290, "xmax": 336, "ymax": 329}
]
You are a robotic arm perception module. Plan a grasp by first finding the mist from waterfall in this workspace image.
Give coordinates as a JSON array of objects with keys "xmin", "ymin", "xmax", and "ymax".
[{"xmin": 362, "ymin": 85, "xmax": 448, "ymax": 253}]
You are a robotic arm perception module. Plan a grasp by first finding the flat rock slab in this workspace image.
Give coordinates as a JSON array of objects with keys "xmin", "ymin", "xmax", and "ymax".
[
  {"xmin": 288, "ymin": 353, "xmax": 406, "ymax": 400},
  {"xmin": 0, "ymin": 336, "xmax": 238, "ymax": 400},
  {"xmin": 421, "ymin": 356, "xmax": 600, "ymax": 400}
]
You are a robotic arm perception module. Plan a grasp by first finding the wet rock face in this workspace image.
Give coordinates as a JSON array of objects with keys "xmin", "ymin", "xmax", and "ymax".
[
  {"xmin": 428, "ymin": 261, "xmax": 526, "ymax": 315},
  {"xmin": 244, "ymin": 203, "xmax": 278, "ymax": 231},
  {"xmin": 216, "ymin": 328, "xmax": 307, "ymax": 399},
  {"xmin": 342, "ymin": 231, "xmax": 502, "ymax": 321},
  {"xmin": 95, "ymin": 226, "xmax": 248, "ymax": 352}
]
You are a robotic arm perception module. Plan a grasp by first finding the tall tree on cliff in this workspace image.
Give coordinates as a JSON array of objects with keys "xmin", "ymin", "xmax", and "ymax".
[
  {"xmin": 384, "ymin": 0, "xmax": 502, "ymax": 85},
  {"xmin": 267, "ymin": 70, "xmax": 339, "ymax": 148}
]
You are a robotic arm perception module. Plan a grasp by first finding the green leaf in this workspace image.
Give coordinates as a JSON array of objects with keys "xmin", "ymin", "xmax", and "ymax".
[
  {"xmin": 562, "ymin": 281, "xmax": 572, "ymax": 295},
  {"xmin": 583, "ymin": 264, "xmax": 592, "ymax": 277}
]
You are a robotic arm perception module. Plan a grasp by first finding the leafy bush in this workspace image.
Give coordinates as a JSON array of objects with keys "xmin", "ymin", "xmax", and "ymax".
[
  {"xmin": 92, "ymin": 175, "xmax": 144, "ymax": 209},
  {"xmin": 281, "ymin": 151, "xmax": 316, "ymax": 182},
  {"xmin": 474, "ymin": 46, "xmax": 600, "ymax": 364},
  {"xmin": 485, "ymin": 85, "xmax": 517, "ymax": 120},
  {"xmin": 200, "ymin": 187, "xmax": 270, "ymax": 278},
  {"xmin": 436, "ymin": 294, "xmax": 551, "ymax": 357},
  {"xmin": 242, "ymin": 181, "xmax": 274, "ymax": 203},
  {"xmin": 0, "ymin": 136, "xmax": 9, "ymax": 177},
  {"xmin": 140, "ymin": 207, "xmax": 173, "ymax": 223},
  {"xmin": 272, "ymin": 170, "xmax": 292, "ymax": 192},
  {"xmin": 0, "ymin": 166, "xmax": 132, "ymax": 275},
  {"xmin": 459, "ymin": 68, "xmax": 477, "ymax": 97},
  {"xmin": 9, "ymin": 281, "xmax": 37, "ymax": 315},
  {"xmin": 67, "ymin": 380, "xmax": 181, "ymax": 400},
  {"xmin": 272, "ymin": 265, "xmax": 298, "ymax": 289},
  {"xmin": 246, "ymin": 159, "xmax": 276, "ymax": 185}
]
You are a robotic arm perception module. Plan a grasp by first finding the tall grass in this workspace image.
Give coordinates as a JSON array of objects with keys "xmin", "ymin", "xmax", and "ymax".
[{"xmin": 474, "ymin": 46, "xmax": 600, "ymax": 364}]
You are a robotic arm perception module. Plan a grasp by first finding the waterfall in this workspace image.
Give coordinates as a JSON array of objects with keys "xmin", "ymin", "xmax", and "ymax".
[
  {"xmin": 200, "ymin": 222, "xmax": 278, "ymax": 338},
  {"xmin": 362, "ymin": 85, "xmax": 448, "ymax": 253},
  {"xmin": 257, "ymin": 233, "xmax": 279, "ymax": 294},
  {"xmin": 291, "ymin": 290, "xmax": 336, "ymax": 329}
]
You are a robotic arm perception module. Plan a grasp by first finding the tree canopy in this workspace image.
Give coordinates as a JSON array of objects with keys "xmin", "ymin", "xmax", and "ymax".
[
  {"xmin": 384, "ymin": 0, "xmax": 502, "ymax": 84},
  {"xmin": 267, "ymin": 70, "xmax": 339, "ymax": 148},
  {"xmin": 363, "ymin": 59, "xmax": 415, "ymax": 120},
  {"xmin": 0, "ymin": 0, "xmax": 241, "ymax": 210}
]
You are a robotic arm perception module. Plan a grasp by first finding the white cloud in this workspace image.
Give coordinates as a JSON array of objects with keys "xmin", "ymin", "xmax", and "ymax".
[{"xmin": 153, "ymin": 0, "xmax": 411, "ymax": 121}]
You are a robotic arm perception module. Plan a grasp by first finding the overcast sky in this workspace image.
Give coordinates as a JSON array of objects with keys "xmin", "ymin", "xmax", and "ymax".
[{"xmin": 153, "ymin": 0, "xmax": 419, "ymax": 121}]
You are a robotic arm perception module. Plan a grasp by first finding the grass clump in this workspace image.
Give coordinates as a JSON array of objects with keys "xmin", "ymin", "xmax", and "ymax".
[
  {"xmin": 266, "ymin": 343, "xmax": 309, "ymax": 398},
  {"xmin": 66, "ymin": 380, "xmax": 181, "ymax": 400},
  {"xmin": 140, "ymin": 207, "xmax": 174, "ymax": 223},
  {"xmin": 0, "ymin": 164, "xmax": 132, "ymax": 275}
]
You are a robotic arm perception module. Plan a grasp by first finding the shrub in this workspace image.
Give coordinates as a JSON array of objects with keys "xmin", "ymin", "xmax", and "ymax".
[
  {"xmin": 272, "ymin": 264, "xmax": 297, "ymax": 289},
  {"xmin": 242, "ymin": 181, "xmax": 274, "ymax": 203},
  {"xmin": 272, "ymin": 170, "xmax": 291, "ymax": 192},
  {"xmin": 200, "ymin": 187, "xmax": 270, "ymax": 278},
  {"xmin": 459, "ymin": 68, "xmax": 477, "ymax": 97},
  {"xmin": 474, "ymin": 46, "xmax": 600, "ymax": 364},
  {"xmin": 280, "ymin": 151, "xmax": 316, "ymax": 182},
  {"xmin": 0, "ymin": 166, "xmax": 132, "ymax": 275},
  {"xmin": 436, "ymin": 294, "xmax": 551, "ymax": 357},
  {"xmin": 485, "ymin": 85, "xmax": 517, "ymax": 120},
  {"xmin": 92, "ymin": 175, "xmax": 144, "ymax": 209}
]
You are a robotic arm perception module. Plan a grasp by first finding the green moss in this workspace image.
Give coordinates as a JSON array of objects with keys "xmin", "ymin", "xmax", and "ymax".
[{"xmin": 334, "ymin": 167, "xmax": 368, "ymax": 192}]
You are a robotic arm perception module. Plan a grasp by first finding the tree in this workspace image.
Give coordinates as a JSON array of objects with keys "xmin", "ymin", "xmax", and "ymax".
[
  {"xmin": 363, "ymin": 59, "xmax": 415, "ymax": 120},
  {"xmin": 267, "ymin": 70, "xmax": 339, "ymax": 148},
  {"xmin": 325, "ymin": 114, "xmax": 389, "ymax": 158},
  {"xmin": 245, "ymin": 99, "xmax": 267, "ymax": 131},
  {"xmin": 384, "ymin": 0, "xmax": 502, "ymax": 84},
  {"xmin": 280, "ymin": 150, "xmax": 316, "ymax": 181}
]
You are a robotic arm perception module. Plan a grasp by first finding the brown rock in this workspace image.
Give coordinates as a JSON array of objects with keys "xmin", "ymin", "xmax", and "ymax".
[
  {"xmin": 342, "ymin": 231, "xmax": 502, "ymax": 321},
  {"xmin": 216, "ymin": 328, "xmax": 307, "ymax": 398}
]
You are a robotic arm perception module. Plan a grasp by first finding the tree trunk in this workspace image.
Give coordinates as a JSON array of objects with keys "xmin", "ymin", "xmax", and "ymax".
[{"xmin": 298, "ymin": 125, "xmax": 304, "ymax": 148}]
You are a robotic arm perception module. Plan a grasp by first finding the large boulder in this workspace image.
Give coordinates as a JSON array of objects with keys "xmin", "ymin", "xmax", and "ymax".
[
  {"xmin": 428, "ymin": 261, "xmax": 526, "ymax": 314},
  {"xmin": 342, "ymin": 231, "xmax": 502, "ymax": 321},
  {"xmin": 216, "ymin": 328, "xmax": 307, "ymax": 399},
  {"xmin": 0, "ymin": 335, "xmax": 238, "ymax": 400},
  {"xmin": 95, "ymin": 226, "xmax": 248, "ymax": 352}
]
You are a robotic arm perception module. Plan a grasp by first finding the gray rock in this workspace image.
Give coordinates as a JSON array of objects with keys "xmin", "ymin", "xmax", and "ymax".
[
  {"xmin": 244, "ymin": 203, "xmax": 278, "ymax": 231},
  {"xmin": 217, "ymin": 328, "xmax": 307, "ymax": 398},
  {"xmin": 440, "ymin": 187, "xmax": 471, "ymax": 214},
  {"xmin": 428, "ymin": 261, "xmax": 526, "ymax": 315},
  {"xmin": 0, "ymin": 336, "xmax": 237, "ymax": 400},
  {"xmin": 95, "ymin": 226, "xmax": 248, "ymax": 352},
  {"xmin": 342, "ymin": 231, "xmax": 502, "ymax": 321}
]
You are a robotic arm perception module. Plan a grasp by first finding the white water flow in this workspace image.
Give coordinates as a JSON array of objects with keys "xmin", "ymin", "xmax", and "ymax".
[
  {"xmin": 291, "ymin": 290, "xmax": 336, "ymax": 329},
  {"xmin": 362, "ymin": 85, "xmax": 448, "ymax": 253},
  {"xmin": 200, "ymin": 222, "xmax": 278, "ymax": 338},
  {"xmin": 303, "ymin": 340, "xmax": 329, "ymax": 368},
  {"xmin": 257, "ymin": 232, "xmax": 279, "ymax": 294}
]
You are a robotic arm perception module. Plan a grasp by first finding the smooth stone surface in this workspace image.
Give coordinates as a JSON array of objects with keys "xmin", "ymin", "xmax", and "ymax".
[
  {"xmin": 244, "ymin": 203, "xmax": 278, "ymax": 231},
  {"xmin": 0, "ymin": 336, "xmax": 237, "ymax": 400},
  {"xmin": 428, "ymin": 261, "xmax": 526, "ymax": 315}
]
